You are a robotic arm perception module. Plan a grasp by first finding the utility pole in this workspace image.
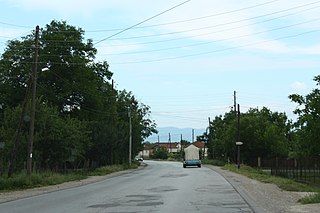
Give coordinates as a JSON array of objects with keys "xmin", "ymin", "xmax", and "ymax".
[
  {"xmin": 205, "ymin": 117, "xmax": 211, "ymax": 158},
  {"xmin": 192, "ymin": 129, "xmax": 194, "ymax": 143},
  {"xmin": 168, "ymin": 133, "xmax": 171, "ymax": 153},
  {"xmin": 27, "ymin": 25, "xmax": 39, "ymax": 176},
  {"xmin": 234, "ymin": 91, "xmax": 237, "ymax": 114},
  {"xmin": 180, "ymin": 134, "xmax": 183, "ymax": 151},
  {"xmin": 237, "ymin": 104, "xmax": 240, "ymax": 142},
  {"xmin": 237, "ymin": 104, "xmax": 241, "ymax": 169},
  {"xmin": 128, "ymin": 108, "xmax": 132, "ymax": 166}
]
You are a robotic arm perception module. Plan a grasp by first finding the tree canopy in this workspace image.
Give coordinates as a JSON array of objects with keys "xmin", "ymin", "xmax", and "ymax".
[
  {"xmin": 0, "ymin": 20, "xmax": 157, "ymax": 175},
  {"xmin": 206, "ymin": 107, "xmax": 292, "ymax": 162},
  {"xmin": 289, "ymin": 75, "xmax": 320, "ymax": 157}
]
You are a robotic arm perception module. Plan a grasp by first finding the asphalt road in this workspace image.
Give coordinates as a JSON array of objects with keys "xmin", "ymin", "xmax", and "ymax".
[{"xmin": 0, "ymin": 161, "xmax": 254, "ymax": 213}]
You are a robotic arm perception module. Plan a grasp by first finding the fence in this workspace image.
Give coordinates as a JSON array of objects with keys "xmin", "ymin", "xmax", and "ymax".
[
  {"xmin": 270, "ymin": 158, "xmax": 320, "ymax": 185},
  {"xmin": 247, "ymin": 157, "xmax": 320, "ymax": 185}
]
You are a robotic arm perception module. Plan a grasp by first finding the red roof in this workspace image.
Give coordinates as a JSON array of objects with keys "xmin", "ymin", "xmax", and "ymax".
[
  {"xmin": 143, "ymin": 142, "xmax": 179, "ymax": 150},
  {"xmin": 157, "ymin": 142, "xmax": 179, "ymax": 149},
  {"xmin": 192, "ymin": 141, "xmax": 206, "ymax": 149}
]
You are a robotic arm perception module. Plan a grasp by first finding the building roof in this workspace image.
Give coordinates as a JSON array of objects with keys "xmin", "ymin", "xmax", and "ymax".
[{"xmin": 192, "ymin": 141, "xmax": 206, "ymax": 149}]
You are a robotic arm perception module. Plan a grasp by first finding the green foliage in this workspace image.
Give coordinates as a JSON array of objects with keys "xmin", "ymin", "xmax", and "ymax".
[
  {"xmin": 0, "ymin": 172, "xmax": 86, "ymax": 191},
  {"xmin": 0, "ymin": 20, "xmax": 157, "ymax": 175},
  {"xmin": 152, "ymin": 147, "xmax": 168, "ymax": 159},
  {"xmin": 289, "ymin": 75, "xmax": 320, "ymax": 157},
  {"xmin": 206, "ymin": 108, "xmax": 291, "ymax": 162},
  {"xmin": 299, "ymin": 193, "xmax": 320, "ymax": 204},
  {"xmin": 89, "ymin": 164, "xmax": 138, "ymax": 176},
  {"xmin": 202, "ymin": 159, "xmax": 226, "ymax": 166},
  {"xmin": 0, "ymin": 163, "xmax": 139, "ymax": 191}
]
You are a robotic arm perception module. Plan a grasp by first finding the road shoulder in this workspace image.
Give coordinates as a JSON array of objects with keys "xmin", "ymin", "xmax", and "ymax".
[{"xmin": 205, "ymin": 164, "xmax": 319, "ymax": 213}]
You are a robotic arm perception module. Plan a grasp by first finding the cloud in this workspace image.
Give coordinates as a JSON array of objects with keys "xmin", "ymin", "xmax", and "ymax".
[{"xmin": 291, "ymin": 81, "xmax": 307, "ymax": 90}]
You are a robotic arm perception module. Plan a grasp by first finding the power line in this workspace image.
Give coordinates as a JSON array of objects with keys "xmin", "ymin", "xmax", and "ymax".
[
  {"xmin": 98, "ymin": 3, "xmax": 320, "ymax": 47},
  {"xmin": 93, "ymin": 0, "xmax": 192, "ymax": 45},
  {"xmin": 86, "ymin": 0, "xmax": 280, "ymax": 33},
  {"xmin": 0, "ymin": 21, "xmax": 32, "ymax": 29},
  {"xmin": 100, "ymin": 17, "xmax": 320, "ymax": 56},
  {"xmin": 111, "ymin": 29, "xmax": 320, "ymax": 64}
]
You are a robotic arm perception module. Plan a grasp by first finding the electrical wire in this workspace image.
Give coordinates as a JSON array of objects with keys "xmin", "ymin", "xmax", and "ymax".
[
  {"xmin": 93, "ymin": 0, "xmax": 192, "ymax": 45},
  {"xmin": 99, "ymin": 3, "xmax": 320, "ymax": 47},
  {"xmin": 111, "ymin": 29, "xmax": 320, "ymax": 64},
  {"xmin": 86, "ymin": 0, "xmax": 281, "ymax": 33}
]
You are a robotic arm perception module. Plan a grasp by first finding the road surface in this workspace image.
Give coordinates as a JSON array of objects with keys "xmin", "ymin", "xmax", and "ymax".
[{"xmin": 0, "ymin": 161, "xmax": 254, "ymax": 213}]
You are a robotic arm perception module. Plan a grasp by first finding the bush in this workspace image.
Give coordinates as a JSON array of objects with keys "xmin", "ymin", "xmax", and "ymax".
[
  {"xmin": 151, "ymin": 149, "xmax": 168, "ymax": 159},
  {"xmin": 202, "ymin": 159, "xmax": 226, "ymax": 166}
]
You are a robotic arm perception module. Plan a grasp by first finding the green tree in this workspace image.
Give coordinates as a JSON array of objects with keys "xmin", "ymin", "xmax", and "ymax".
[
  {"xmin": 289, "ymin": 75, "xmax": 320, "ymax": 157},
  {"xmin": 207, "ymin": 108, "xmax": 291, "ymax": 162},
  {"xmin": 0, "ymin": 20, "xmax": 157, "ymax": 174}
]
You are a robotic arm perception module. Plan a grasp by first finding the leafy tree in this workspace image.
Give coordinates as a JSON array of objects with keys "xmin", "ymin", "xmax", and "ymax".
[
  {"xmin": 289, "ymin": 75, "xmax": 320, "ymax": 157},
  {"xmin": 0, "ymin": 20, "xmax": 157, "ymax": 174},
  {"xmin": 152, "ymin": 147, "xmax": 168, "ymax": 159},
  {"xmin": 206, "ymin": 108, "xmax": 291, "ymax": 162}
]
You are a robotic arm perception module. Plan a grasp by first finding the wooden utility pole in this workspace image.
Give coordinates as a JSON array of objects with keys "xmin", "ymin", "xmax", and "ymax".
[
  {"xmin": 237, "ymin": 104, "xmax": 240, "ymax": 142},
  {"xmin": 192, "ymin": 129, "xmax": 194, "ymax": 142},
  {"xmin": 128, "ymin": 108, "xmax": 132, "ymax": 166},
  {"xmin": 168, "ymin": 133, "xmax": 171, "ymax": 153},
  {"xmin": 234, "ymin": 91, "xmax": 237, "ymax": 114},
  {"xmin": 27, "ymin": 25, "xmax": 39, "ymax": 176},
  {"xmin": 237, "ymin": 104, "xmax": 241, "ymax": 169}
]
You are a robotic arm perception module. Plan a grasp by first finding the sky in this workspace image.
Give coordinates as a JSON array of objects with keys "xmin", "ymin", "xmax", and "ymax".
[{"xmin": 0, "ymin": 0, "xmax": 320, "ymax": 141}]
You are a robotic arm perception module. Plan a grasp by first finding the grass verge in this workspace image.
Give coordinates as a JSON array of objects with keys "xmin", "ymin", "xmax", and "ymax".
[
  {"xmin": 0, "ymin": 163, "xmax": 139, "ymax": 192},
  {"xmin": 299, "ymin": 193, "xmax": 320, "ymax": 204},
  {"xmin": 222, "ymin": 164, "xmax": 319, "ymax": 192}
]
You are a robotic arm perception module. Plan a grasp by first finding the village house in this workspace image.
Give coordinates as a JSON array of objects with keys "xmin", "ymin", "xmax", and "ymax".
[{"xmin": 140, "ymin": 141, "xmax": 208, "ymax": 158}]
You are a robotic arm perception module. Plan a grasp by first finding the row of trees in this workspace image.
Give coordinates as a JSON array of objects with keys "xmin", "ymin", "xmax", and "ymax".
[
  {"xmin": 204, "ymin": 75, "xmax": 320, "ymax": 162},
  {"xmin": 0, "ymin": 21, "xmax": 157, "ymax": 176}
]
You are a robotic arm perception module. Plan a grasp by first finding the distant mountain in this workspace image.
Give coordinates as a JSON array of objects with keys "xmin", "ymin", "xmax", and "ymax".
[{"xmin": 146, "ymin": 127, "xmax": 206, "ymax": 143}]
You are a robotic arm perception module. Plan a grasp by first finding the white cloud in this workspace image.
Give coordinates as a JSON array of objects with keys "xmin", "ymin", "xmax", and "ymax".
[{"xmin": 291, "ymin": 81, "xmax": 307, "ymax": 90}]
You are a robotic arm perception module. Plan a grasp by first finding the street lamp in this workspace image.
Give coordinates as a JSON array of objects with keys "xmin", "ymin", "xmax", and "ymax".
[{"xmin": 236, "ymin": 141, "xmax": 243, "ymax": 169}]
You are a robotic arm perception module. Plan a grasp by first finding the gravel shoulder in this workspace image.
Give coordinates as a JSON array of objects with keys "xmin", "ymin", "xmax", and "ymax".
[{"xmin": 205, "ymin": 165, "xmax": 319, "ymax": 213}]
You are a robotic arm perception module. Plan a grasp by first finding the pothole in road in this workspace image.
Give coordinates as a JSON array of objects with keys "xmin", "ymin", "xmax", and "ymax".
[
  {"xmin": 88, "ymin": 194, "xmax": 164, "ymax": 209},
  {"xmin": 195, "ymin": 184, "xmax": 235, "ymax": 194},
  {"xmin": 88, "ymin": 203, "xmax": 120, "ymax": 208},
  {"xmin": 147, "ymin": 186, "xmax": 179, "ymax": 193},
  {"xmin": 126, "ymin": 194, "xmax": 161, "ymax": 202},
  {"xmin": 160, "ymin": 173, "xmax": 188, "ymax": 178},
  {"xmin": 137, "ymin": 201, "xmax": 164, "ymax": 206}
]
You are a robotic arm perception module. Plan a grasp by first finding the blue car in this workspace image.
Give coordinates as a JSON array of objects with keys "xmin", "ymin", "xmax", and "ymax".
[{"xmin": 183, "ymin": 159, "xmax": 201, "ymax": 168}]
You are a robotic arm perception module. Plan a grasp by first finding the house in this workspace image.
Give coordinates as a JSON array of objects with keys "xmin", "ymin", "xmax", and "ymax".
[
  {"xmin": 140, "ymin": 142, "xmax": 182, "ymax": 158},
  {"xmin": 192, "ymin": 141, "xmax": 208, "ymax": 157}
]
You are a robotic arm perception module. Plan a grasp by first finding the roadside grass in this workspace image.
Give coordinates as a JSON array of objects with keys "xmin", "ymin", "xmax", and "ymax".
[
  {"xmin": 299, "ymin": 193, "xmax": 320, "ymax": 204},
  {"xmin": 0, "ymin": 163, "xmax": 139, "ymax": 192},
  {"xmin": 222, "ymin": 164, "xmax": 319, "ymax": 192},
  {"xmin": 219, "ymin": 164, "xmax": 320, "ymax": 204}
]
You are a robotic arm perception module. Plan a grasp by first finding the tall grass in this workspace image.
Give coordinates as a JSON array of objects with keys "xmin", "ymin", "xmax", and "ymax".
[
  {"xmin": 299, "ymin": 193, "xmax": 320, "ymax": 204},
  {"xmin": 0, "ymin": 172, "xmax": 86, "ymax": 191},
  {"xmin": 0, "ymin": 163, "xmax": 139, "ymax": 192}
]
